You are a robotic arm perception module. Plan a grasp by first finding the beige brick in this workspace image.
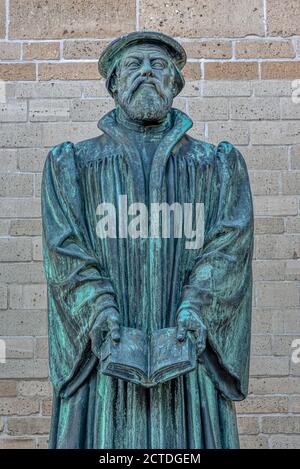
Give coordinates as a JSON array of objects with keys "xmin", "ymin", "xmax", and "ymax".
[
  {"xmin": 188, "ymin": 98, "xmax": 228, "ymax": 121},
  {"xmin": 182, "ymin": 40, "xmax": 232, "ymax": 59},
  {"xmin": 251, "ymin": 121, "xmax": 300, "ymax": 145},
  {"xmin": 252, "ymin": 80, "xmax": 293, "ymax": 97},
  {"xmin": 183, "ymin": 62, "xmax": 201, "ymax": 81},
  {"xmin": 252, "ymin": 309, "xmax": 284, "ymax": 335},
  {"xmin": 254, "ymin": 218, "xmax": 284, "ymax": 235},
  {"xmin": 290, "ymin": 146, "xmax": 300, "ymax": 170},
  {"xmin": 249, "ymin": 172, "xmax": 280, "ymax": 195},
  {"xmin": 284, "ymin": 309, "xmax": 300, "ymax": 333},
  {"xmin": 0, "ymin": 64, "xmax": 36, "ymax": 81},
  {"xmin": 282, "ymin": 172, "xmax": 300, "ymax": 195},
  {"xmin": 0, "ymin": 311, "xmax": 47, "ymax": 335},
  {"xmin": 36, "ymin": 437, "xmax": 49, "ymax": 448},
  {"xmin": 231, "ymin": 98, "xmax": 280, "ymax": 120},
  {"xmin": 0, "ymin": 381, "xmax": 17, "ymax": 397},
  {"xmin": 0, "ymin": 0, "xmax": 5, "ymax": 38},
  {"xmin": 5, "ymin": 337, "xmax": 34, "ymax": 359},
  {"xmin": 207, "ymin": 122, "xmax": 249, "ymax": 145},
  {"xmin": 0, "ymin": 238, "xmax": 32, "ymax": 262},
  {"xmin": 0, "ymin": 100, "xmax": 27, "ymax": 122},
  {"xmin": 261, "ymin": 62, "xmax": 300, "ymax": 80},
  {"xmin": 21, "ymin": 284, "xmax": 47, "ymax": 309},
  {"xmin": 39, "ymin": 62, "xmax": 99, "ymax": 81},
  {"xmin": 186, "ymin": 122, "xmax": 205, "ymax": 141},
  {"xmin": 82, "ymin": 81, "xmax": 109, "ymax": 98},
  {"xmin": 15, "ymin": 81, "xmax": 82, "ymax": 99},
  {"xmin": 33, "ymin": 236, "xmax": 43, "ymax": 261},
  {"xmin": 42, "ymin": 122, "xmax": 98, "ymax": 147},
  {"xmin": 0, "ymin": 438, "xmax": 35, "ymax": 449},
  {"xmin": 290, "ymin": 396, "xmax": 300, "ymax": 413},
  {"xmin": 281, "ymin": 98, "xmax": 300, "ymax": 120},
  {"xmin": 0, "ymin": 360, "xmax": 34, "ymax": 379},
  {"xmin": 205, "ymin": 62, "xmax": 258, "ymax": 80},
  {"xmin": 254, "ymin": 235, "xmax": 300, "ymax": 260},
  {"xmin": 0, "ymin": 284, "xmax": 7, "ymax": 309},
  {"xmin": 272, "ymin": 335, "xmax": 297, "ymax": 356},
  {"xmin": 179, "ymin": 81, "xmax": 201, "ymax": 98},
  {"xmin": 239, "ymin": 435, "xmax": 268, "ymax": 449},
  {"xmin": 10, "ymin": 219, "xmax": 42, "ymax": 236},
  {"xmin": 0, "ymin": 149, "xmax": 18, "ymax": 172},
  {"xmin": 270, "ymin": 436, "xmax": 300, "ymax": 449},
  {"xmin": 33, "ymin": 359, "xmax": 49, "ymax": 378},
  {"xmin": 237, "ymin": 416, "xmax": 259, "ymax": 435},
  {"xmin": 255, "ymin": 282, "xmax": 299, "ymax": 307},
  {"xmin": 35, "ymin": 337, "xmax": 48, "ymax": 359},
  {"xmin": 140, "ymin": 0, "xmax": 264, "ymax": 37},
  {"xmin": 0, "ymin": 173, "xmax": 34, "ymax": 197},
  {"xmin": 253, "ymin": 196, "xmax": 298, "ymax": 216},
  {"xmin": 236, "ymin": 396, "xmax": 288, "ymax": 413},
  {"xmin": 0, "ymin": 219, "xmax": 10, "ymax": 235},
  {"xmin": 29, "ymin": 98, "xmax": 70, "ymax": 122},
  {"xmin": 17, "ymin": 380, "xmax": 52, "ymax": 398},
  {"xmin": 0, "ymin": 398, "xmax": 39, "ymax": 415},
  {"xmin": 286, "ymin": 217, "xmax": 300, "ymax": 233},
  {"xmin": 63, "ymin": 40, "xmax": 109, "ymax": 59},
  {"xmin": 23, "ymin": 42, "xmax": 60, "ymax": 60},
  {"xmin": 203, "ymin": 81, "xmax": 251, "ymax": 97},
  {"xmin": 34, "ymin": 173, "xmax": 42, "ymax": 198},
  {"xmin": 251, "ymin": 335, "xmax": 272, "ymax": 355},
  {"xmin": 71, "ymin": 98, "xmax": 113, "ymax": 122},
  {"xmin": 286, "ymin": 259, "xmax": 300, "ymax": 280},
  {"xmin": 10, "ymin": 0, "xmax": 135, "ymax": 38},
  {"xmin": 249, "ymin": 377, "xmax": 300, "ymax": 395},
  {"xmin": 0, "ymin": 263, "xmax": 45, "ymax": 283},
  {"xmin": 250, "ymin": 356, "xmax": 290, "ymax": 377},
  {"xmin": 267, "ymin": 0, "xmax": 300, "ymax": 36},
  {"xmin": 242, "ymin": 146, "xmax": 289, "ymax": 171},
  {"xmin": 236, "ymin": 40, "xmax": 294, "ymax": 59},
  {"xmin": 41, "ymin": 399, "xmax": 52, "ymax": 416},
  {"xmin": 0, "ymin": 123, "xmax": 43, "ymax": 148},
  {"xmin": 18, "ymin": 148, "xmax": 47, "ymax": 172},
  {"xmin": 0, "ymin": 198, "xmax": 41, "ymax": 218},
  {"xmin": 7, "ymin": 417, "xmax": 50, "ymax": 435},
  {"xmin": 0, "ymin": 43, "xmax": 21, "ymax": 60}
]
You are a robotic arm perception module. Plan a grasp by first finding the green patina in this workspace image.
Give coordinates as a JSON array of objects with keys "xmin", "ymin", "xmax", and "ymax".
[{"xmin": 41, "ymin": 31, "xmax": 254, "ymax": 449}]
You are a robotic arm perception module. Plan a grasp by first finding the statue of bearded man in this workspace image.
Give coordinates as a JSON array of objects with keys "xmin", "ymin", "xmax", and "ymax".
[{"xmin": 41, "ymin": 31, "xmax": 254, "ymax": 449}]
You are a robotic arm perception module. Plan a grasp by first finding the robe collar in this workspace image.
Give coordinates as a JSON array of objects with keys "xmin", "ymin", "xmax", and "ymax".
[{"xmin": 97, "ymin": 106, "xmax": 193, "ymax": 202}]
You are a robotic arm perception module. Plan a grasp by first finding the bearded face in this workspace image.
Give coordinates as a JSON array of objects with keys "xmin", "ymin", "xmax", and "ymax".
[{"xmin": 112, "ymin": 44, "xmax": 178, "ymax": 123}]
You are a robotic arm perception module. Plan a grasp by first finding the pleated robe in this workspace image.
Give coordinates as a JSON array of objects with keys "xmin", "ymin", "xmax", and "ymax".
[{"xmin": 41, "ymin": 107, "xmax": 254, "ymax": 449}]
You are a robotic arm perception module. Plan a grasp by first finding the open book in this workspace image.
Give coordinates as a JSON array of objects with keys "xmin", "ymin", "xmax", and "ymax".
[{"xmin": 99, "ymin": 327, "xmax": 196, "ymax": 387}]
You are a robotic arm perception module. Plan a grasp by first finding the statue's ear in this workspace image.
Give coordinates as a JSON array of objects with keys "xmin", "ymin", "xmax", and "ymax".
[
  {"xmin": 172, "ymin": 63, "xmax": 185, "ymax": 97},
  {"xmin": 106, "ymin": 63, "xmax": 119, "ymax": 98}
]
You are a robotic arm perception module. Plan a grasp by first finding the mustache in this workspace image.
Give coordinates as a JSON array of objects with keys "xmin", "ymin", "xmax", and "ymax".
[{"xmin": 125, "ymin": 76, "xmax": 165, "ymax": 103}]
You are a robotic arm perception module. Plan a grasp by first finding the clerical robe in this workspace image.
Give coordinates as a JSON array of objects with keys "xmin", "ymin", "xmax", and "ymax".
[{"xmin": 41, "ymin": 107, "xmax": 254, "ymax": 449}]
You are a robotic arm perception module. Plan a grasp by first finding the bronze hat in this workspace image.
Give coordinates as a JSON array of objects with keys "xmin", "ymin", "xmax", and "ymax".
[{"xmin": 98, "ymin": 30, "xmax": 187, "ymax": 79}]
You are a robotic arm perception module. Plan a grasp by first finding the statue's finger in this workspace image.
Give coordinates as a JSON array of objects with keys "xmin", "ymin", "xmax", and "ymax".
[
  {"xmin": 108, "ymin": 317, "xmax": 121, "ymax": 342},
  {"xmin": 176, "ymin": 323, "xmax": 187, "ymax": 342}
]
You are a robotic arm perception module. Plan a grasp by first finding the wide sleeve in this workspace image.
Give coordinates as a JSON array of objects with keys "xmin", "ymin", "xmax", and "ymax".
[
  {"xmin": 41, "ymin": 141, "xmax": 119, "ymax": 398},
  {"xmin": 177, "ymin": 141, "xmax": 254, "ymax": 400}
]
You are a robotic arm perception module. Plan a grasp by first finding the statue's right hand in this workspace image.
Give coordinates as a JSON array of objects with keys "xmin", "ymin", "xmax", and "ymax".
[{"xmin": 89, "ymin": 308, "xmax": 121, "ymax": 354}]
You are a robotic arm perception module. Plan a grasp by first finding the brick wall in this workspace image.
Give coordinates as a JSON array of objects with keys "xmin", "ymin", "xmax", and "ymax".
[{"xmin": 0, "ymin": 0, "xmax": 300, "ymax": 449}]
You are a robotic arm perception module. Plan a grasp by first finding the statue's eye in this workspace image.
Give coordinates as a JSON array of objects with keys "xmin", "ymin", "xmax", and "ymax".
[
  {"xmin": 151, "ymin": 59, "xmax": 166, "ymax": 69},
  {"xmin": 126, "ymin": 59, "xmax": 141, "ymax": 69}
]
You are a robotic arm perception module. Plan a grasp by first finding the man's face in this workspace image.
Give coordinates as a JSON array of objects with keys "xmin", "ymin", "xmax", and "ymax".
[{"xmin": 114, "ymin": 43, "xmax": 177, "ymax": 123}]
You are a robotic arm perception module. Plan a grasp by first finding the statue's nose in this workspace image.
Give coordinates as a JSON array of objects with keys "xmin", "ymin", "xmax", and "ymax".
[{"xmin": 141, "ymin": 61, "xmax": 153, "ymax": 77}]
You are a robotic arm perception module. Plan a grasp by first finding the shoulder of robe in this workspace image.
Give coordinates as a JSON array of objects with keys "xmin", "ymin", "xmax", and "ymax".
[
  {"xmin": 180, "ymin": 134, "xmax": 216, "ymax": 164},
  {"xmin": 215, "ymin": 141, "xmax": 247, "ymax": 168}
]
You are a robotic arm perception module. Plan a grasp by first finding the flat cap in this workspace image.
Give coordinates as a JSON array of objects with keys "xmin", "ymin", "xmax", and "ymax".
[{"xmin": 98, "ymin": 30, "xmax": 187, "ymax": 79}]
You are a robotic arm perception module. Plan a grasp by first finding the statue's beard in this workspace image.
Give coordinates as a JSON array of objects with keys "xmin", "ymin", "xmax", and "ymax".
[{"xmin": 116, "ymin": 77, "xmax": 173, "ymax": 123}]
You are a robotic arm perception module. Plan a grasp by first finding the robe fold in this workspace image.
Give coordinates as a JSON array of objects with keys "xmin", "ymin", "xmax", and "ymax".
[{"xmin": 41, "ymin": 107, "xmax": 254, "ymax": 449}]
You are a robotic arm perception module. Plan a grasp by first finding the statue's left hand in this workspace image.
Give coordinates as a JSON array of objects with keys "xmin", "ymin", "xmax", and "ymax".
[{"xmin": 176, "ymin": 308, "xmax": 207, "ymax": 358}]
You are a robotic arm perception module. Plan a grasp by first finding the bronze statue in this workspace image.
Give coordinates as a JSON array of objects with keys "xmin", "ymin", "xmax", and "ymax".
[{"xmin": 41, "ymin": 31, "xmax": 254, "ymax": 448}]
